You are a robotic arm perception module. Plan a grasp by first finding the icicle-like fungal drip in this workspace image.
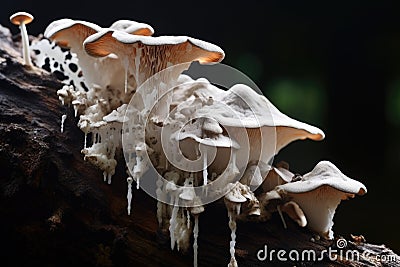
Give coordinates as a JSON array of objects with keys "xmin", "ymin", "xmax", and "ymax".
[
  {"xmin": 84, "ymin": 132, "xmax": 87, "ymax": 149},
  {"xmin": 203, "ymin": 149, "xmax": 208, "ymax": 186},
  {"xmin": 277, "ymin": 205, "xmax": 287, "ymax": 229},
  {"xmin": 127, "ymin": 177, "xmax": 133, "ymax": 215},
  {"xmin": 134, "ymin": 47, "xmax": 142, "ymax": 87},
  {"xmin": 193, "ymin": 214, "xmax": 199, "ymax": 267},
  {"xmin": 186, "ymin": 210, "xmax": 191, "ymax": 229},
  {"xmin": 156, "ymin": 178, "xmax": 164, "ymax": 227},
  {"xmin": 169, "ymin": 196, "xmax": 179, "ymax": 250},
  {"xmin": 123, "ymin": 57, "xmax": 129, "ymax": 94},
  {"xmin": 61, "ymin": 114, "xmax": 67, "ymax": 133},
  {"xmin": 228, "ymin": 207, "xmax": 239, "ymax": 267}
]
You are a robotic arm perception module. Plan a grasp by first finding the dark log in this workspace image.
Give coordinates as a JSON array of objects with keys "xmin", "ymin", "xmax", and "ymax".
[{"xmin": 0, "ymin": 24, "xmax": 399, "ymax": 267}]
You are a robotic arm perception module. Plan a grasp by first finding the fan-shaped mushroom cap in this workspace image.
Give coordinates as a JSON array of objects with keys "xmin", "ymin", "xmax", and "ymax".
[
  {"xmin": 84, "ymin": 29, "xmax": 224, "ymax": 90},
  {"xmin": 85, "ymin": 29, "xmax": 224, "ymax": 63},
  {"xmin": 261, "ymin": 164, "xmax": 295, "ymax": 192},
  {"xmin": 175, "ymin": 83, "xmax": 324, "ymax": 182},
  {"xmin": 275, "ymin": 161, "xmax": 367, "ymax": 239},
  {"xmin": 44, "ymin": 19, "xmax": 102, "ymax": 48},
  {"xmin": 110, "ymin": 20, "xmax": 154, "ymax": 36},
  {"xmin": 44, "ymin": 19, "xmax": 127, "ymax": 95}
]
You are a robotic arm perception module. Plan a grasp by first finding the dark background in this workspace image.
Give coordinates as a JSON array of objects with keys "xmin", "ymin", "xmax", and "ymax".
[{"xmin": 1, "ymin": 0, "xmax": 399, "ymax": 253}]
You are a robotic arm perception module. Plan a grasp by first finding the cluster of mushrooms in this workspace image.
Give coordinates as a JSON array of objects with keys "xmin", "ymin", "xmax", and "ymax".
[{"xmin": 12, "ymin": 11, "xmax": 367, "ymax": 267}]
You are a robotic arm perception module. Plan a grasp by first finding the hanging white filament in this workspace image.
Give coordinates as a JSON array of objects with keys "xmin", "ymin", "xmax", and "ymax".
[
  {"xmin": 123, "ymin": 57, "xmax": 129, "ymax": 94},
  {"xmin": 193, "ymin": 215, "xmax": 199, "ymax": 267},
  {"xmin": 61, "ymin": 114, "xmax": 67, "ymax": 133},
  {"xmin": 277, "ymin": 205, "xmax": 287, "ymax": 229},
  {"xmin": 169, "ymin": 196, "xmax": 179, "ymax": 250},
  {"xmin": 228, "ymin": 209, "xmax": 238, "ymax": 267},
  {"xmin": 156, "ymin": 178, "xmax": 164, "ymax": 227},
  {"xmin": 134, "ymin": 48, "xmax": 141, "ymax": 87},
  {"xmin": 127, "ymin": 177, "xmax": 133, "ymax": 215},
  {"xmin": 84, "ymin": 132, "xmax": 87, "ymax": 149},
  {"xmin": 203, "ymin": 149, "xmax": 208, "ymax": 186},
  {"xmin": 186, "ymin": 210, "xmax": 191, "ymax": 229}
]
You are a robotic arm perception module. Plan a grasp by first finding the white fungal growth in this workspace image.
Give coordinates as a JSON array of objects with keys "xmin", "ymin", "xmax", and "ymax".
[
  {"xmin": 203, "ymin": 149, "xmax": 208, "ymax": 186},
  {"xmin": 193, "ymin": 215, "xmax": 199, "ymax": 267},
  {"xmin": 61, "ymin": 114, "xmax": 67, "ymax": 133},
  {"xmin": 228, "ymin": 208, "xmax": 238, "ymax": 267},
  {"xmin": 169, "ymin": 196, "xmax": 179, "ymax": 250},
  {"xmin": 277, "ymin": 205, "xmax": 287, "ymax": 229},
  {"xmin": 127, "ymin": 177, "xmax": 133, "ymax": 215},
  {"xmin": 34, "ymin": 16, "xmax": 370, "ymax": 267}
]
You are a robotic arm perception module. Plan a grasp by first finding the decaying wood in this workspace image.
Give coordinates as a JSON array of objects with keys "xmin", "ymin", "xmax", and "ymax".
[{"xmin": 0, "ymin": 24, "xmax": 399, "ymax": 267}]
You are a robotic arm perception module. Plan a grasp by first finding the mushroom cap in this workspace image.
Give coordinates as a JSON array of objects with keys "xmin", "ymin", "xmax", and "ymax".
[
  {"xmin": 110, "ymin": 19, "xmax": 154, "ymax": 36},
  {"xmin": 176, "ymin": 120, "xmax": 240, "ymax": 149},
  {"xmin": 276, "ymin": 161, "xmax": 367, "ymax": 195},
  {"xmin": 224, "ymin": 183, "xmax": 247, "ymax": 203},
  {"xmin": 103, "ymin": 104, "xmax": 129, "ymax": 123},
  {"xmin": 84, "ymin": 29, "xmax": 225, "ymax": 64},
  {"xmin": 179, "ymin": 187, "xmax": 196, "ymax": 201},
  {"xmin": 196, "ymin": 84, "xmax": 324, "ymax": 136},
  {"xmin": 44, "ymin": 19, "xmax": 102, "ymax": 48},
  {"xmin": 10, "ymin": 12, "xmax": 34, "ymax": 25}
]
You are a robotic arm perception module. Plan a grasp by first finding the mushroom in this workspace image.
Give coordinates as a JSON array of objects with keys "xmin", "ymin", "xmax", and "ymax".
[
  {"xmin": 110, "ymin": 19, "xmax": 154, "ymax": 36},
  {"xmin": 224, "ymin": 183, "xmax": 247, "ymax": 267},
  {"xmin": 194, "ymin": 84, "xmax": 325, "ymax": 169},
  {"xmin": 83, "ymin": 29, "xmax": 224, "ymax": 100},
  {"xmin": 44, "ymin": 19, "xmax": 121, "ymax": 94},
  {"xmin": 275, "ymin": 160, "xmax": 367, "ymax": 239},
  {"xmin": 223, "ymin": 182, "xmax": 260, "ymax": 266},
  {"xmin": 261, "ymin": 161, "xmax": 295, "ymax": 192},
  {"xmin": 171, "ymin": 82, "xmax": 324, "ymax": 190},
  {"xmin": 9, "ymin": 11, "xmax": 34, "ymax": 67}
]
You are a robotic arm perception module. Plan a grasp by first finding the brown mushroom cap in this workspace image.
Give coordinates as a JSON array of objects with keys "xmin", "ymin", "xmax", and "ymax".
[
  {"xmin": 84, "ymin": 29, "xmax": 225, "ymax": 65},
  {"xmin": 10, "ymin": 12, "xmax": 34, "ymax": 25},
  {"xmin": 44, "ymin": 19, "xmax": 102, "ymax": 48}
]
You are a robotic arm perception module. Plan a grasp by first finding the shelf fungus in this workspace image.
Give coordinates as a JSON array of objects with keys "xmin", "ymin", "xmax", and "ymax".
[
  {"xmin": 267, "ymin": 161, "xmax": 367, "ymax": 239},
  {"xmin": 27, "ymin": 14, "xmax": 369, "ymax": 267}
]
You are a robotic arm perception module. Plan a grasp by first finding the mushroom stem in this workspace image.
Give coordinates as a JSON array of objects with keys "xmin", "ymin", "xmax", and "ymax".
[{"xmin": 20, "ymin": 22, "xmax": 32, "ymax": 66}]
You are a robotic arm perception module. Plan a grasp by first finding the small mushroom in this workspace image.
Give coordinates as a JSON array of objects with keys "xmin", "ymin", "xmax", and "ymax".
[
  {"xmin": 10, "ymin": 11, "xmax": 34, "ymax": 67},
  {"xmin": 275, "ymin": 161, "xmax": 367, "ymax": 239}
]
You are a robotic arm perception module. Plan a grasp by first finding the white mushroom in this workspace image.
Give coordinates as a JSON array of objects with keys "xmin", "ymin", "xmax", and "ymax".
[
  {"xmin": 171, "ymin": 82, "xmax": 324, "ymax": 191},
  {"xmin": 10, "ymin": 11, "xmax": 34, "ymax": 67},
  {"xmin": 275, "ymin": 161, "xmax": 367, "ymax": 239}
]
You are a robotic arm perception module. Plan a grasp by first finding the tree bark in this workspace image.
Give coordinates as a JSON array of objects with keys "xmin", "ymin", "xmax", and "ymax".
[{"xmin": 0, "ymin": 25, "xmax": 399, "ymax": 267}]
